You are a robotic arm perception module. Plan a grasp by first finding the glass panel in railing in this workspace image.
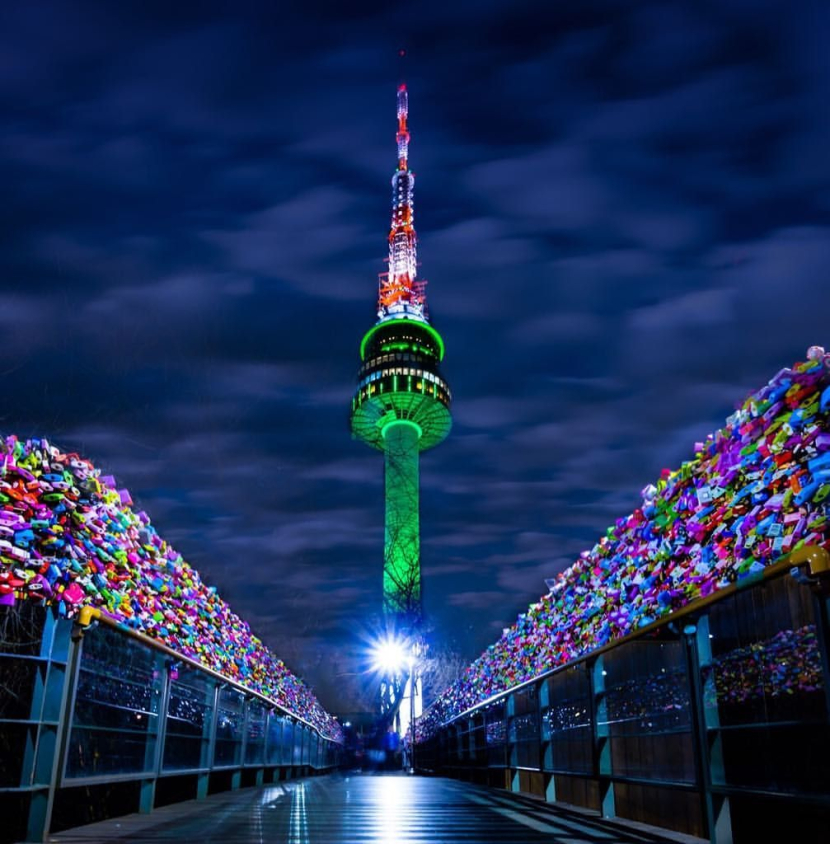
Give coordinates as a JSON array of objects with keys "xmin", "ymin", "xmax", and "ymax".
[
  {"xmin": 703, "ymin": 575, "xmax": 829, "ymax": 793},
  {"xmin": 65, "ymin": 626, "xmax": 164, "ymax": 778},
  {"xmin": 293, "ymin": 724, "xmax": 305, "ymax": 765},
  {"xmin": 281, "ymin": 719, "xmax": 295, "ymax": 765},
  {"xmin": 484, "ymin": 701, "xmax": 506, "ymax": 766},
  {"xmin": 601, "ymin": 639, "xmax": 695, "ymax": 783},
  {"xmin": 163, "ymin": 665, "xmax": 214, "ymax": 771},
  {"xmin": 213, "ymin": 687, "xmax": 245, "ymax": 768},
  {"xmin": 244, "ymin": 700, "xmax": 267, "ymax": 765},
  {"xmin": 0, "ymin": 657, "xmax": 37, "ymax": 720},
  {"xmin": 266, "ymin": 713, "xmax": 283, "ymax": 765},
  {"xmin": 543, "ymin": 664, "xmax": 592, "ymax": 774},
  {"xmin": 0, "ymin": 602, "xmax": 46, "ymax": 657},
  {"xmin": 704, "ymin": 576, "xmax": 825, "ymax": 727}
]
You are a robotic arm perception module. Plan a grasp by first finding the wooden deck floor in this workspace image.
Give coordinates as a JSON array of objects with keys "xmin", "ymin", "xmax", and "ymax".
[{"xmin": 48, "ymin": 773, "xmax": 702, "ymax": 844}]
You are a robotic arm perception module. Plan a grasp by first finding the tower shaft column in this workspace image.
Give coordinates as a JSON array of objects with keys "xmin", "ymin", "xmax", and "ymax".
[{"xmin": 382, "ymin": 420, "xmax": 422, "ymax": 618}]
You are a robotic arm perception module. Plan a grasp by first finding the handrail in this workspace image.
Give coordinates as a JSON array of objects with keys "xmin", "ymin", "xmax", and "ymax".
[
  {"xmin": 427, "ymin": 544, "xmax": 830, "ymax": 730},
  {"xmin": 74, "ymin": 606, "xmax": 339, "ymax": 742},
  {"xmin": 791, "ymin": 543, "xmax": 830, "ymax": 576}
]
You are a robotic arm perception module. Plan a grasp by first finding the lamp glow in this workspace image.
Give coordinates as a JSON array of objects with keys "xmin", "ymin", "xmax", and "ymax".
[{"xmin": 372, "ymin": 638, "xmax": 408, "ymax": 673}]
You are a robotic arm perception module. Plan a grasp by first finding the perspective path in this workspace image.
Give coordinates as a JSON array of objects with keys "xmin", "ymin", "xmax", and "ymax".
[{"xmin": 48, "ymin": 773, "xmax": 699, "ymax": 844}]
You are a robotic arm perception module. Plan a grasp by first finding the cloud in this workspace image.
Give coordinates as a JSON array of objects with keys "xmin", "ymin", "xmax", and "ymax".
[{"xmin": 205, "ymin": 188, "xmax": 375, "ymax": 300}]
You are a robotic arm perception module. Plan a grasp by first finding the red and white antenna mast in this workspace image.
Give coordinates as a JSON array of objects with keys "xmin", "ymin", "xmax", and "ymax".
[{"xmin": 377, "ymin": 59, "xmax": 427, "ymax": 323}]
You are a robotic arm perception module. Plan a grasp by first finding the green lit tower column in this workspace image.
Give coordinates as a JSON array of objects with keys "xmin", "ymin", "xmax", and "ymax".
[{"xmin": 350, "ymin": 84, "xmax": 452, "ymax": 636}]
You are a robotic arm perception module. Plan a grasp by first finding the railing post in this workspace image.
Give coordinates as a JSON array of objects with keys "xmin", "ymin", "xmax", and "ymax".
[
  {"xmin": 506, "ymin": 693, "xmax": 519, "ymax": 792},
  {"xmin": 196, "ymin": 677, "xmax": 217, "ymax": 800},
  {"xmin": 261, "ymin": 708, "xmax": 272, "ymax": 784},
  {"xmin": 233, "ymin": 696, "xmax": 248, "ymax": 790},
  {"xmin": 25, "ymin": 612, "xmax": 79, "ymax": 844},
  {"xmin": 138, "ymin": 650, "xmax": 169, "ymax": 814},
  {"xmin": 684, "ymin": 613, "xmax": 732, "ymax": 844},
  {"xmin": 205, "ymin": 681, "xmax": 221, "ymax": 795},
  {"xmin": 590, "ymin": 654, "xmax": 615, "ymax": 819},
  {"xmin": 811, "ymin": 589, "xmax": 830, "ymax": 722},
  {"xmin": 230, "ymin": 697, "xmax": 244, "ymax": 791},
  {"xmin": 685, "ymin": 614, "xmax": 732, "ymax": 844},
  {"xmin": 538, "ymin": 677, "xmax": 555, "ymax": 803}
]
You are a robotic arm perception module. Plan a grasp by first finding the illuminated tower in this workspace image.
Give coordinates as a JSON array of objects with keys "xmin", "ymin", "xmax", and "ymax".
[{"xmin": 350, "ymin": 84, "xmax": 452, "ymax": 630}]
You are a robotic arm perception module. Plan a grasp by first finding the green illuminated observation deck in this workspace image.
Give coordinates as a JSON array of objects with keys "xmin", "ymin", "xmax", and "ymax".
[
  {"xmin": 360, "ymin": 318, "xmax": 445, "ymax": 362},
  {"xmin": 351, "ymin": 318, "xmax": 451, "ymax": 453}
]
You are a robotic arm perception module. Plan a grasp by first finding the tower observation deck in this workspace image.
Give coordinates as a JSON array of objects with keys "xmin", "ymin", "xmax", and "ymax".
[{"xmin": 350, "ymin": 84, "xmax": 452, "ymax": 624}]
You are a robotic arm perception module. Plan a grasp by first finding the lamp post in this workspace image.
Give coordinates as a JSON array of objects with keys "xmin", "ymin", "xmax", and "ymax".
[
  {"xmin": 407, "ymin": 650, "xmax": 417, "ymax": 774},
  {"xmin": 371, "ymin": 634, "xmax": 422, "ymax": 772}
]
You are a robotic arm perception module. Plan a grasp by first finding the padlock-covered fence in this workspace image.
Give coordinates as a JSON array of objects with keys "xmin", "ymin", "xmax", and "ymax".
[
  {"xmin": 0, "ymin": 433, "xmax": 341, "ymax": 743},
  {"xmin": 415, "ymin": 348, "xmax": 830, "ymax": 841},
  {"xmin": 418, "ymin": 350, "xmax": 830, "ymax": 733},
  {"xmin": 414, "ymin": 551, "xmax": 830, "ymax": 842},
  {"xmin": 0, "ymin": 603, "xmax": 341, "ymax": 844}
]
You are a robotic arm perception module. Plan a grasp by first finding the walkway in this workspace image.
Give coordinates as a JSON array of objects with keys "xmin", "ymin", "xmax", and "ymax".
[{"xmin": 49, "ymin": 773, "xmax": 700, "ymax": 844}]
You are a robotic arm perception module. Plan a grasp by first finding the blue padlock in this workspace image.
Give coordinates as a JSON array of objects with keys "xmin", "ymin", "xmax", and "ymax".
[
  {"xmin": 808, "ymin": 451, "xmax": 830, "ymax": 473},
  {"xmin": 795, "ymin": 480, "xmax": 821, "ymax": 505}
]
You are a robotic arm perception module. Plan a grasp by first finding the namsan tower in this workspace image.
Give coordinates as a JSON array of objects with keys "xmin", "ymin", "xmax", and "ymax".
[{"xmin": 350, "ymin": 83, "xmax": 452, "ymax": 633}]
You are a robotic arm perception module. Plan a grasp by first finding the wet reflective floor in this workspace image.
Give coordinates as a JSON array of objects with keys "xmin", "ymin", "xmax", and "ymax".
[{"xmin": 49, "ymin": 773, "xmax": 698, "ymax": 844}]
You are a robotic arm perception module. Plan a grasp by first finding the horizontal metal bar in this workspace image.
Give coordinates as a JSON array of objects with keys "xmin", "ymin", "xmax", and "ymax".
[
  {"xmin": 59, "ymin": 761, "xmax": 329, "ymax": 788},
  {"xmin": 77, "ymin": 607, "xmax": 339, "ymax": 742},
  {"xmin": 68, "ymin": 724, "xmax": 157, "ymax": 736},
  {"xmin": 60, "ymin": 771, "xmax": 156, "ymax": 787},
  {"xmin": 508, "ymin": 767, "xmax": 699, "ymax": 791},
  {"xmin": 158, "ymin": 767, "xmax": 211, "ymax": 777},
  {"xmin": 0, "ymin": 785, "xmax": 49, "ymax": 793},
  {"xmin": 0, "ymin": 653, "xmax": 67, "ymax": 664},
  {"xmin": 436, "ymin": 547, "xmax": 822, "ymax": 728},
  {"xmin": 706, "ymin": 720, "xmax": 825, "ymax": 732},
  {"xmin": 709, "ymin": 784, "xmax": 830, "ymax": 806}
]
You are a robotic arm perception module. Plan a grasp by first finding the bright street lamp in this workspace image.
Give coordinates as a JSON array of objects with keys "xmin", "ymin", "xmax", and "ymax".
[
  {"xmin": 369, "ymin": 634, "xmax": 420, "ymax": 774},
  {"xmin": 371, "ymin": 637, "xmax": 408, "ymax": 673}
]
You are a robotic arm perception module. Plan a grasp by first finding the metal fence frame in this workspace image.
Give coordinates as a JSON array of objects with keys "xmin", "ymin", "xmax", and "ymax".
[
  {"xmin": 0, "ymin": 608, "xmax": 341, "ymax": 843},
  {"xmin": 416, "ymin": 546, "xmax": 830, "ymax": 843}
]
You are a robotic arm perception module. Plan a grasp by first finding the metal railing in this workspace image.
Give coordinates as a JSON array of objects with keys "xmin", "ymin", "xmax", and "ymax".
[
  {"xmin": 416, "ymin": 546, "xmax": 830, "ymax": 843},
  {"xmin": 0, "ymin": 607, "xmax": 342, "ymax": 843}
]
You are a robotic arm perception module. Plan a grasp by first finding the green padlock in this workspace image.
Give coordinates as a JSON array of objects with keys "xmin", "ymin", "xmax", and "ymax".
[{"xmin": 814, "ymin": 484, "xmax": 830, "ymax": 504}]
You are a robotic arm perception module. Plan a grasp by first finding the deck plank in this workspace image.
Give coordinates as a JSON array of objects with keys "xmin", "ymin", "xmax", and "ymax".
[{"xmin": 48, "ymin": 773, "xmax": 701, "ymax": 844}]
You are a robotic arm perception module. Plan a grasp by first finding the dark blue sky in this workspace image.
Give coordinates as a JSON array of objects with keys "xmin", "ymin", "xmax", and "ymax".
[{"xmin": 1, "ymin": 0, "xmax": 829, "ymax": 709}]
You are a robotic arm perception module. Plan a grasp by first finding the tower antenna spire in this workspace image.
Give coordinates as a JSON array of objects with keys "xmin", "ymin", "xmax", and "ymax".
[{"xmin": 377, "ymin": 58, "xmax": 426, "ymax": 323}]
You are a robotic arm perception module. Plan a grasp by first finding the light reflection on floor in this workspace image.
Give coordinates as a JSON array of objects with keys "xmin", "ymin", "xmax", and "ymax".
[
  {"xmin": 288, "ymin": 782, "xmax": 310, "ymax": 844},
  {"xmin": 49, "ymin": 772, "xmax": 689, "ymax": 844}
]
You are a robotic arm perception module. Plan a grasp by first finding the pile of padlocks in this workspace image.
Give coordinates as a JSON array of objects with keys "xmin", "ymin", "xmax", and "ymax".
[
  {"xmin": 704, "ymin": 624, "xmax": 824, "ymax": 708},
  {"xmin": 417, "ymin": 347, "xmax": 830, "ymax": 741},
  {"xmin": 0, "ymin": 435, "xmax": 342, "ymax": 742}
]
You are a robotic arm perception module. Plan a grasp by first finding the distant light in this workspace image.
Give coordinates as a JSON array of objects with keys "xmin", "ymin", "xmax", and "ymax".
[
  {"xmin": 344, "ymin": 721, "xmax": 351, "ymax": 728},
  {"xmin": 372, "ymin": 637, "xmax": 408, "ymax": 673}
]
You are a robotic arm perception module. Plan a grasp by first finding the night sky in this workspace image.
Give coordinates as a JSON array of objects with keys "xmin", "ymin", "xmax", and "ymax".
[{"xmin": 2, "ymin": 1, "xmax": 829, "ymax": 710}]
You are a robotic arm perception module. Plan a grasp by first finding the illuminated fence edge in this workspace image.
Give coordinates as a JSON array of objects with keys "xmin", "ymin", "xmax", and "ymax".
[
  {"xmin": 0, "ymin": 603, "xmax": 341, "ymax": 844},
  {"xmin": 417, "ymin": 349, "xmax": 830, "ymax": 737},
  {"xmin": 414, "ymin": 549, "xmax": 830, "ymax": 841},
  {"xmin": 0, "ymin": 434, "xmax": 341, "ymax": 743}
]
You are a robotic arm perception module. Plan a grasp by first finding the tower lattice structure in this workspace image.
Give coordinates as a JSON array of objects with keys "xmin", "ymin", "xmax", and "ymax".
[{"xmin": 350, "ymin": 83, "xmax": 452, "ymax": 658}]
